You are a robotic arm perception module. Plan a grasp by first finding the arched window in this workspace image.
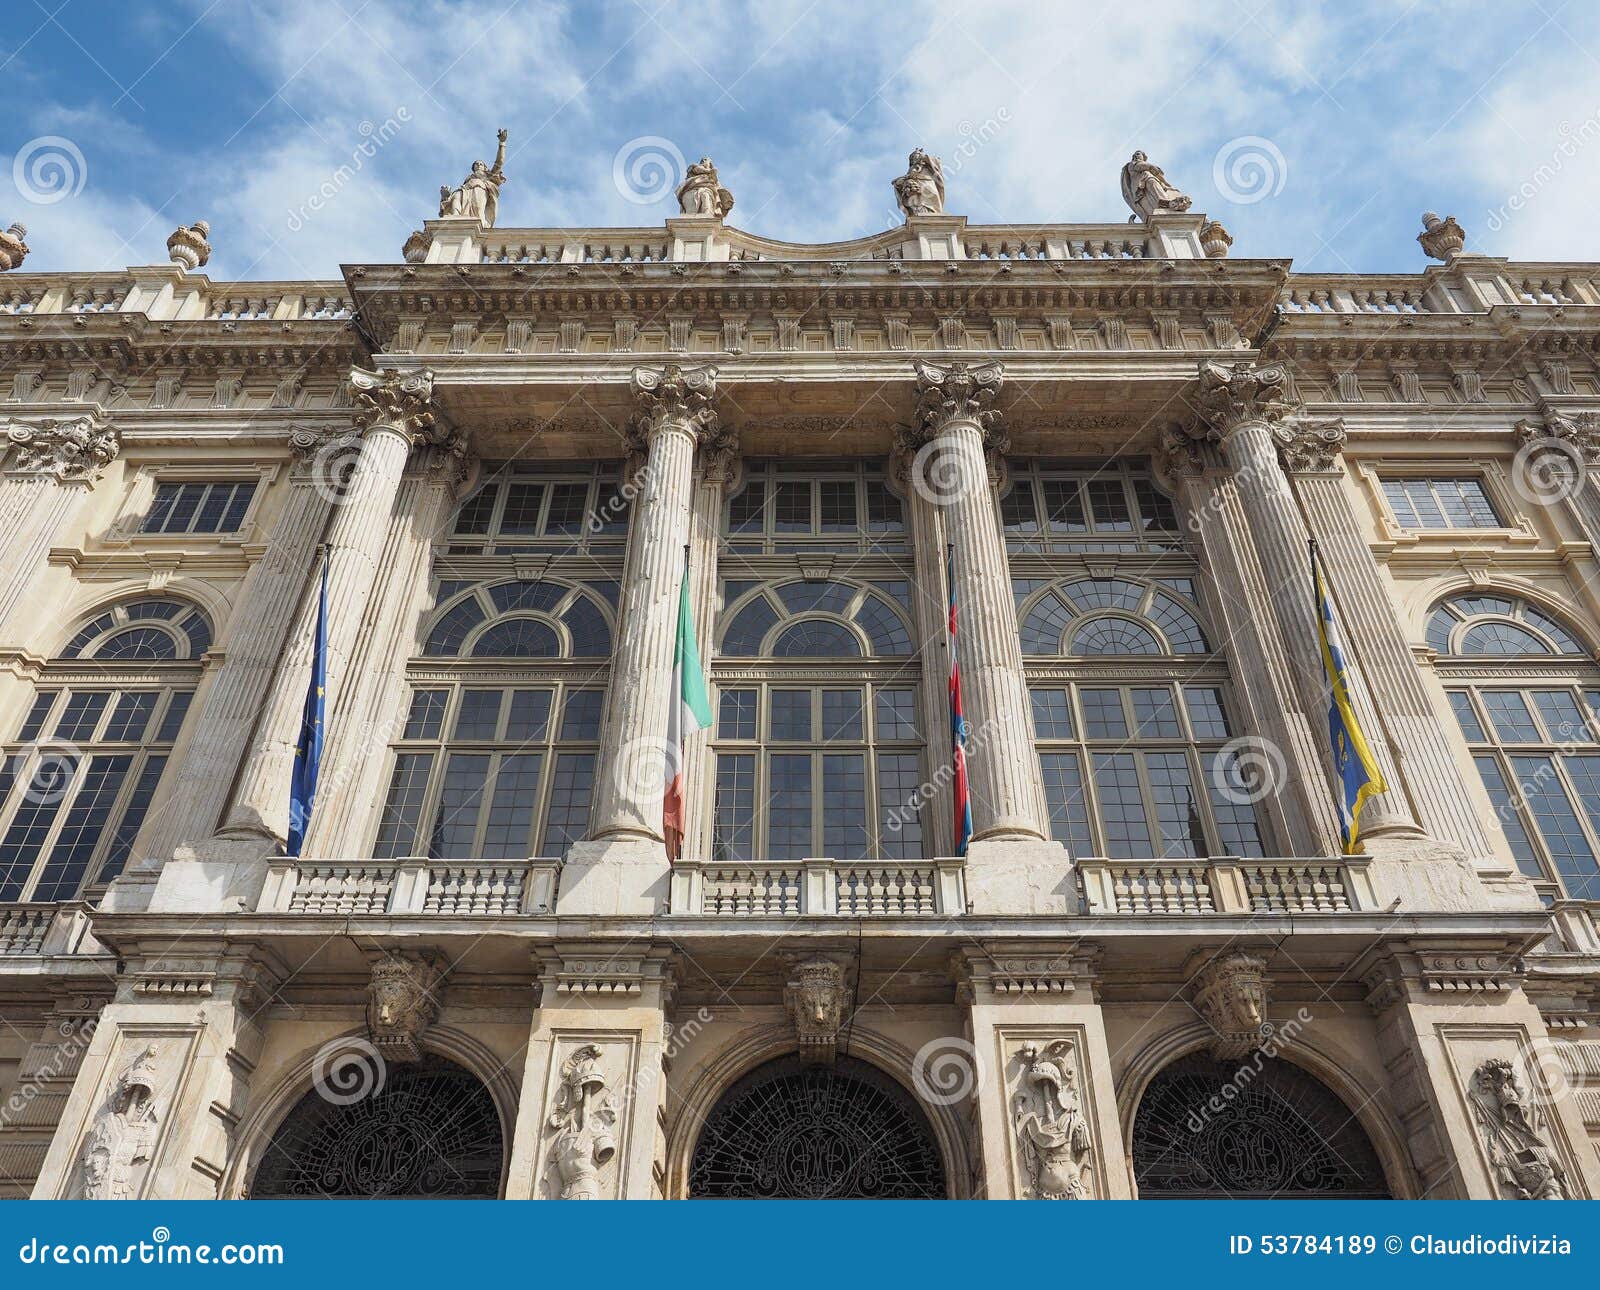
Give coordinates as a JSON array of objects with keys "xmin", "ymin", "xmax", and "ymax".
[
  {"xmin": 1132, "ymin": 1053, "xmax": 1391, "ymax": 1198},
  {"xmin": 1018, "ymin": 578, "xmax": 1209, "ymax": 656},
  {"xmin": 0, "ymin": 598, "xmax": 203, "ymax": 901},
  {"xmin": 711, "ymin": 578, "xmax": 924, "ymax": 862},
  {"xmin": 1431, "ymin": 589, "xmax": 1600, "ymax": 899},
  {"xmin": 423, "ymin": 580, "xmax": 613, "ymax": 658},
  {"xmin": 251, "ymin": 1055, "xmax": 503, "ymax": 1199}
]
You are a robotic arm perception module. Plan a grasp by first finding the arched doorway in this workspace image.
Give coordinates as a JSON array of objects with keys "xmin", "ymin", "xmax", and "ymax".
[
  {"xmin": 1131, "ymin": 1052, "xmax": 1391, "ymax": 1198},
  {"xmin": 250, "ymin": 1054, "xmax": 503, "ymax": 1198},
  {"xmin": 688, "ymin": 1055, "xmax": 947, "ymax": 1198}
]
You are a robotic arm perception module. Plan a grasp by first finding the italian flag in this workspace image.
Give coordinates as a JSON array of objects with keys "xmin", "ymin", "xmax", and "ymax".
[{"xmin": 664, "ymin": 559, "xmax": 712, "ymax": 862}]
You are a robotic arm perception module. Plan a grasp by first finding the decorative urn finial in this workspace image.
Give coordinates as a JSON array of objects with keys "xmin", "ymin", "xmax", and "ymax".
[
  {"xmin": 166, "ymin": 219, "xmax": 211, "ymax": 271},
  {"xmin": 1417, "ymin": 211, "xmax": 1465, "ymax": 262},
  {"xmin": 0, "ymin": 222, "xmax": 29, "ymax": 271}
]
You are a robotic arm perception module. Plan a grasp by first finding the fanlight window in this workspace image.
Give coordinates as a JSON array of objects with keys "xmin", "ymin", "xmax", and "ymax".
[
  {"xmin": 1426, "ymin": 593, "xmax": 1586, "ymax": 657},
  {"xmin": 60, "ymin": 598, "xmax": 213, "ymax": 661},
  {"xmin": 424, "ymin": 581, "xmax": 613, "ymax": 658},
  {"xmin": 1018, "ymin": 578, "xmax": 1209, "ymax": 657},
  {"xmin": 719, "ymin": 580, "xmax": 914, "ymax": 658}
]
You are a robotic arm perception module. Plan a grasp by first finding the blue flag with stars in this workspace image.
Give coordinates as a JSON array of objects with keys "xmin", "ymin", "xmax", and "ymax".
[{"xmin": 287, "ymin": 558, "xmax": 328, "ymax": 857}]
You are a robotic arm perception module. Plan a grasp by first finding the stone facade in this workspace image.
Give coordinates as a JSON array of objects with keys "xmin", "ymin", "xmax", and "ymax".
[{"xmin": 2, "ymin": 188, "xmax": 1600, "ymax": 1201}]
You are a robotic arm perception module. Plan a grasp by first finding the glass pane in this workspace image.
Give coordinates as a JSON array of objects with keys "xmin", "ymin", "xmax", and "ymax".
[
  {"xmin": 30, "ymin": 755, "xmax": 131, "ymax": 902},
  {"xmin": 1481, "ymin": 691, "xmax": 1540, "ymax": 742},
  {"xmin": 0, "ymin": 762, "xmax": 71, "ymax": 900},
  {"xmin": 773, "ymin": 482, "xmax": 810, "ymax": 532},
  {"xmin": 542, "ymin": 753, "xmax": 595, "ymax": 855},
  {"xmin": 220, "ymin": 483, "xmax": 256, "ymax": 531},
  {"xmin": 480, "ymin": 753, "xmax": 542, "ymax": 858},
  {"xmin": 194, "ymin": 485, "xmax": 232, "ymax": 533},
  {"xmin": 718, "ymin": 689, "xmax": 757, "ymax": 740},
  {"xmin": 544, "ymin": 482, "xmax": 589, "ymax": 534},
  {"xmin": 767, "ymin": 753, "xmax": 813, "ymax": 860},
  {"xmin": 1473, "ymin": 755, "xmax": 1544, "ymax": 878},
  {"xmin": 728, "ymin": 482, "xmax": 765, "ymax": 533},
  {"xmin": 17, "ymin": 691, "xmax": 57, "ymax": 741},
  {"xmin": 770, "ymin": 690, "xmax": 812, "ymax": 742},
  {"xmin": 374, "ymin": 753, "xmax": 434, "ymax": 858},
  {"xmin": 97, "ymin": 755, "xmax": 167, "ymax": 883},
  {"xmin": 1041, "ymin": 479, "xmax": 1087, "ymax": 531},
  {"xmin": 1533, "ymin": 691, "xmax": 1595, "ymax": 743},
  {"xmin": 821, "ymin": 690, "xmax": 863, "ymax": 741},
  {"xmin": 429, "ymin": 753, "xmax": 490, "ymax": 857},
  {"xmin": 864, "ymin": 482, "xmax": 902, "ymax": 532},
  {"xmin": 1039, "ymin": 752, "xmax": 1093, "ymax": 855},
  {"xmin": 818, "ymin": 481, "xmax": 856, "ymax": 532},
  {"xmin": 143, "ymin": 484, "xmax": 180, "ymax": 533},
  {"xmin": 101, "ymin": 693, "xmax": 156, "ymax": 742},
  {"xmin": 1092, "ymin": 752, "xmax": 1152, "ymax": 858},
  {"xmin": 500, "ymin": 482, "xmax": 544, "ymax": 534},
  {"xmin": 1447, "ymin": 691, "xmax": 1486, "ymax": 742},
  {"xmin": 1560, "ymin": 754, "xmax": 1600, "ymax": 898},
  {"xmin": 1131, "ymin": 688, "xmax": 1181, "ymax": 738},
  {"xmin": 1001, "ymin": 481, "xmax": 1038, "ymax": 532},
  {"xmin": 713, "ymin": 753, "xmax": 755, "ymax": 861},
  {"xmin": 404, "ymin": 689, "xmax": 449, "ymax": 739},
  {"xmin": 156, "ymin": 691, "xmax": 193, "ymax": 742},
  {"xmin": 505, "ymin": 690, "xmax": 553, "ymax": 742},
  {"xmin": 822, "ymin": 754, "xmax": 868, "ymax": 858},
  {"xmin": 1511, "ymin": 754, "xmax": 1600, "ymax": 895},
  {"xmin": 1144, "ymin": 751, "xmax": 1205, "ymax": 857},
  {"xmin": 1085, "ymin": 479, "xmax": 1133, "ymax": 531},
  {"xmin": 1133, "ymin": 479, "xmax": 1179, "ymax": 531},
  {"xmin": 53, "ymin": 692, "xmax": 110, "ymax": 741},
  {"xmin": 1029, "ymin": 688, "xmax": 1074, "ymax": 739},
  {"xmin": 1204, "ymin": 751, "xmax": 1268, "ymax": 857},
  {"xmin": 875, "ymin": 689, "xmax": 919, "ymax": 740},
  {"xmin": 1183, "ymin": 687, "xmax": 1230, "ymax": 739},
  {"xmin": 1080, "ymin": 689, "xmax": 1128, "ymax": 739},
  {"xmin": 453, "ymin": 690, "xmax": 504, "ymax": 740},
  {"xmin": 560, "ymin": 691, "xmax": 604, "ymax": 741},
  {"xmin": 877, "ymin": 753, "xmax": 923, "ymax": 859}
]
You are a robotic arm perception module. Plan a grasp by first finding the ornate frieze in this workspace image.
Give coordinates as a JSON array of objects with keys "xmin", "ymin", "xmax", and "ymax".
[
  {"xmin": 783, "ymin": 956, "xmax": 849, "ymax": 1065},
  {"xmin": 1189, "ymin": 952, "xmax": 1269, "ymax": 1060},
  {"xmin": 1468, "ymin": 1058, "xmax": 1567, "ymax": 1199},
  {"xmin": 1014, "ymin": 1041, "xmax": 1096, "ymax": 1199},
  {"xmin": 366, "ymin": 950, "xmax": 444, "ymax": 1062},
  {"xmin": 5, "ymin": 415, "xmax": 118, "ymax": 482}
]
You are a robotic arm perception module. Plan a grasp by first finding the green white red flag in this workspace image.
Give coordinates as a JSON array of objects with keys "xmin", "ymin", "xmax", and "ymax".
[{"xmin": 664, "ymin": 558, "xmax": 712, "ymax": 861}]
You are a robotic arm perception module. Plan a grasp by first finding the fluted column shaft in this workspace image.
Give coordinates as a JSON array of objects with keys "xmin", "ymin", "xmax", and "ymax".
[
  {"xmin": 218, "ymin": 369, "xmax": 439, "ymax": 843},
  {"xmin": 589, "ymin": 365, "xmax": 716, "ymax": 843},
  {"xmin": 913, "ymin": 360, "xmax": 1047, "ymax": 842},
  {"xmin": 132, "ymin": 473, "xmax": 333, "ymax": 861},
  {"xmin": 1193, "ymin": 362, "xmax": 1417, "ymax": 841}
]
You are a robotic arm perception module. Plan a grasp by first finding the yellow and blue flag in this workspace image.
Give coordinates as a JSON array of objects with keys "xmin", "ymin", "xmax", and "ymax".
[
  {"xmin": 1311, "ymin": 540, "xmax": 1386, "ymax": 853},
  {"xmin": 287, "ymin": 557, "xmax": 329, "ymax": 857}
]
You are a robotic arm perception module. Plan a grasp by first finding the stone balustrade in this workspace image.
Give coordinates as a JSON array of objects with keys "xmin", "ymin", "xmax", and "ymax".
[
  {"xmin": 0, "ymin": 903, "xmax": 101, "ymax": 956},
  {"xmin": 1077, "ymin": 856, "xmax": 1376, "ymax": 916},
  {"xmin": 669, "ymin": 857, "xmax": 965, "ymax": 917},
  {"xmin": 258, "ymin": 857, "xmax": 559, "ymax": 917}
]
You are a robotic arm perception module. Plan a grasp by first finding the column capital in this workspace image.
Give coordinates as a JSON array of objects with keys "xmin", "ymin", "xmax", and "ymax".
[
  {"xmin": 1189, "ymin": 359, "xmax": 1292, "ymax": 438},
  {"xmin": 627, "ymin": 363, "xmax": 719, "ymax": 447},
  {"xmin": 1517, "ymin": 406, "xmax": 1600, "ymax": 467},
  {"xmin": 3, "ymin": 414, "xmax": 119, "ymax": 484},
  {"xmin": 912, "ymin": 358, "xmax": 1005, "ymax": 443},
  {"xmin": 348, "ymin": 366, "xmax": 440, "ymax": 443},
  {"xmin": 698, "ymin": 421, "xmax": 742, "ymax": 490},
  {"xmin": 1274, "ymin": 415, "xmax": 1347, "ymax": 474}
]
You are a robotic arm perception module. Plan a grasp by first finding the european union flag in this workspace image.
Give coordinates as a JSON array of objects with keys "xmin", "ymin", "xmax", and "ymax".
[
  {"xmin": 287, "ymin": 558, "xmax": 329, "ymax": 857},
  {"xmin": 1311, "ymin": 541, "xmax": 1386, "ymax": 853}
]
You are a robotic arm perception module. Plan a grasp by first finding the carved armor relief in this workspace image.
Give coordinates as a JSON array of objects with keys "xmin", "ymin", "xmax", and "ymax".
[
  {"xmin": 1446, "ymin": 1034, "xmax": 1580, "ymax": 1201},
  {"xmin": 75, "ymin": 1038, "xmax": 182, "ymax": 1200},
  {"xmin": 538, "ymin": 1038, "xmax": 635, "ymax": 1200},
  {"xmin": 1003, "ymin": 1032, "xmax": 1099, "ymax": 1199}
]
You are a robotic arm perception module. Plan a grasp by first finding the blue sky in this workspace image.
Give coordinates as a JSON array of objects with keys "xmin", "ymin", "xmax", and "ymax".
[{"xmin": 3, "ymin": 0, "xmax": 1598, "ymax": 280}]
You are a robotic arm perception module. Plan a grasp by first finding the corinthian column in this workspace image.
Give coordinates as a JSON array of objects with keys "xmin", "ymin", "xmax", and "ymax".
[
  {"xmin": 0, "ymin": 415, "xmax": 119, "ymax": 636},
  {"xmin": 557, "ymin": 365, "xmax": 716, "ymax": 917},
  {"xmin": 1186, "ymin": 360, "xmax": 1419, "ymax": 845},
  {"xmin": 905, "ymin": 362, "xmax": 1068, "ymax": 914},
  {"xmin": 151, "ymin": 368, "xmax": 445, "ymax": 913}
]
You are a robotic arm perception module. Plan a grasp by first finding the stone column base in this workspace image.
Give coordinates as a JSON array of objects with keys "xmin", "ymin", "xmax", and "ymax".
[
  {"xmin": 963, "ymin": 838, "xmax": 1077, "ymax": 915},
  {"xmin": 139, "ymin": 834, "xmax": 279, "ymax": 915},
  {"xmin": 555, "ymin": 838, "xmax": 671, "ymax": 916}
]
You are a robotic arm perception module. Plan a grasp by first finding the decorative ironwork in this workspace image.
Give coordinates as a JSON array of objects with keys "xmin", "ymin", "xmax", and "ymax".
[
  {"xmin": 1131, "ymin": 1053, "xmax": 1390, "ymax": 1198},
  {"xmin": 250, "ymin": 1056, "xmax": 502, "ymax": 1198},
  {"xmin": 688, "ymin": 1055, "xmax": 946, "ymax": 1198}
]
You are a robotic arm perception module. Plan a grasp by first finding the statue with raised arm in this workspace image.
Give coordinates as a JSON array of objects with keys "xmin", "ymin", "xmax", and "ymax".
[
  {"xmin": 1120, "ymin": 150, "xmax": 1191, "ymax": 223},
  {"xmin": 676, "ymin": 156, "xmax": 734, "ymax": 219},
  {"xmin": 439, "ymin": 128, "xmax": 508, "ymax": 227},
  {"xmin": 893, "ymin": 148, "xmax": 946, "ymax": 219}
]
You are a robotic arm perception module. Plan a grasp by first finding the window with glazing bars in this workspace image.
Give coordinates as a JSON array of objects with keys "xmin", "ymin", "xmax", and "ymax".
[
  {"xmin": 1381, "ymin": 477, "xmax": 1502, "ymax": 530},
  {"xmin": 722, "ymin": 461, "xmax": 906, "ymax": 554},
  {"xmin": 447, "ymin": 464, "xmax": 629, "ymax": 553},
  {"xmin": 1002, "ymin": 462, "xmax": 1182, "ymax": 554},
  {"xmin": 142, "ymin": 482, "xmax": 257, "ymax": 534},
  {"xmin": 0, "ymin": 686, "xmax": 193, "ymax": 900}
]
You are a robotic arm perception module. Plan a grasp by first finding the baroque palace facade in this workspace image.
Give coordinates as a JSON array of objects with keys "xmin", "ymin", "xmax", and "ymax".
[{"xmin": 0, "ymin": 147, "xmax": 1598, "ymax": 1201}]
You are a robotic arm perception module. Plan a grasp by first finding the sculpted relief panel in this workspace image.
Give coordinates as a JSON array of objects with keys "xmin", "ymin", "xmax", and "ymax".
[
  {"xmin": 540, "ymin": 1041, "xmax": 626, "ymax": 1200},
  {"xmin": 1010, "ymin": 1038, "xmax": 1097, "ymax": 1199},
  {"xmin": 74, "ymin": 1037, "xmax": 189, "ymax": 1200}
]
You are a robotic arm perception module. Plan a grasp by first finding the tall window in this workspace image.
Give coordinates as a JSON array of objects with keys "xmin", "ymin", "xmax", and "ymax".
[
  {"xmin": 444, "ymin": 462, "xmax": 629, "ymax": 556},
  {"xmin": 0, "ymin": 597, "xmax": 204, "ymax": 901},
  {"xmin": 376, "ymin": 576, "xmax": 617, "ymax": 858},
  {"xmin": 711, "ymin": 577, "xmax": 923, "ymax": 861},
  {"xmin": 1433, "ymin": 591, "xmax": 1600, "ymax": 899}
]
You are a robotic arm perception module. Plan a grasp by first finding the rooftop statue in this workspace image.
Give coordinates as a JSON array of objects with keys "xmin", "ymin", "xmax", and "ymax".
[
  {"xmin": 676, "ymin": 156, "xmax": 734, "ymax": 219},
  {"xmin": 892, "ymin": 148, "xmax": 945, "ymax": 219},
  {"xmin": 1121, "ymin": 150, "xmax": 1192, "ymax": 223},
  {"xmin": 439, "ymin": 128, "xmax": 508, "ymax": 227}
]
